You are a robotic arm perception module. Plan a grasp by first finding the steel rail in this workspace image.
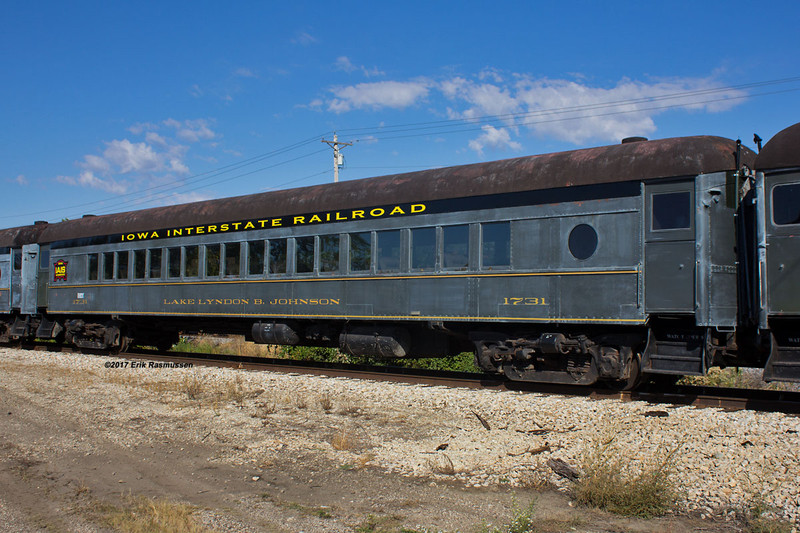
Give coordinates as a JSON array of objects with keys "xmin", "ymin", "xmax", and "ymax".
[{"xmin": 28, "ymin": 344, "xmax": 797, "ymax": 415}]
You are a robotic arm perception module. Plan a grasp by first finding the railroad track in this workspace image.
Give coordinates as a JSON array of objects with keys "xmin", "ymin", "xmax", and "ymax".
[{"xmin": 25, "ymin": 342, "xmax": 800, "ymax": 415}]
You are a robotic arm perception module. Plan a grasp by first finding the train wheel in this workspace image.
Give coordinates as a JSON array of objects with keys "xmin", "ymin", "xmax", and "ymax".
[{"xmin": 608, "ymin": 354, "xmax": 642, "ymax": 391}]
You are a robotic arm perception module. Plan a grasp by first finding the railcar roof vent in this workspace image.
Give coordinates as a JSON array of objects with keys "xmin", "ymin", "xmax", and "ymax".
[
  {"xmin": 621, "ymin": 136, "xmax": 648, "ymax": 144},
  {"xmin": 34, "ymin": 220, "xmax": 48, "ymax": 225}
]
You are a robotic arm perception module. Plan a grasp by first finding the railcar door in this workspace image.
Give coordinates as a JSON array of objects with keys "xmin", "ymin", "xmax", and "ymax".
[
  {"xmin": 762, "ymin": 171, "xmax": 800, "ymax": 381},
  {"xmin": 0, "ymin": 249, "xmax": 10, "ymax": 312},
  {"xmin": 763, "ymin": 173, "xmax": 800, "ymax": 316},
  {"xmin": 20, "ymin": 244, "xmax": 40, "ymax": 314}
]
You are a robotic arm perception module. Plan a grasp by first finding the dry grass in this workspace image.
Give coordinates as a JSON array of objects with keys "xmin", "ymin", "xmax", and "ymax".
[
  {"xmin": 97, "ymin": 494, "xmax": 216, "ymax": 533},
  {"xmin": 426, "ymin": 453, "xmax": 456, "ymax": 475},
  {"xmin": 318, "ymin": 392, "xmax": 334, "ymax": 412},
  {"xmin": 331, "ymin": 426, "xmax": 355, "ymax": 451},
  {"xmin": 572, "ymin": 433, "xmax": 679, "ymax": 518},
  {"xmin": 680, "ymin": 367, "xmax": 800, "ymax": 391}
]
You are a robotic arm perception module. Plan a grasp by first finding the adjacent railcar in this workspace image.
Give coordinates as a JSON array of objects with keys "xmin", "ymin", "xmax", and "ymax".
[
  {"xmin": 750, "ymin": 123, "xmax": 800, "ymax": 381},
  {"xmin": 1, "ymin": 123, "xmax": 798, "ymax": 388}
]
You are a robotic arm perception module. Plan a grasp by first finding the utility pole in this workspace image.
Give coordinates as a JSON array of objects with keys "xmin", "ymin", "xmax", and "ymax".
[{"xmin": 321, "ymin": 133, "xmax": 353, "ymax": 183}]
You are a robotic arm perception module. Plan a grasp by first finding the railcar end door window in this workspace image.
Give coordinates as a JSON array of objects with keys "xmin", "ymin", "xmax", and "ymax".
[
  {"xmin": 773, "ymin": 183, "xmax": 800, "ymax": 225},
  {"xmin": 652, "ymin": 191, "xmax": 691, "ymax": 230}
]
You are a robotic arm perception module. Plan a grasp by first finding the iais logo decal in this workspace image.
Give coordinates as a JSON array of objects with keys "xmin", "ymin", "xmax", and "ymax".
[{"xmin": 53, "ymin": 260, "xmax": 68, "ymax": 282}]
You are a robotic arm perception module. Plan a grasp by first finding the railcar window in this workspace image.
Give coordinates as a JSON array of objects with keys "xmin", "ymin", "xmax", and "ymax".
[
  {"xmin": 350, "ymin": 232, "xmax": 371, "ymax": 272},
  {"xmin": 116, "ymin": 251, "xmax": 129, "ymax": 280},
  {"xmin": 185, "ymin": 246, "xmax": 199, "ymax": 277},
  {"xmin": 482, "ymin": 222, "xmax": 510, "ymax": 269},
  {"xmin": 320, "ymin": 234, "xmax": 339, "ymax": 273},
  {"xmin": 295, "ymin": 237, "xmax": 315, "ymax": 274},
  {"xmin": 376, "ymin": 230, "xmax": 401, "ymax": 273},
  {"xmin": 269, "ymin": 239, "xmax": 287, "ymax": 275},
  {"xmin": 148, "ymin": 249, "xmax": 162, "ymax": 279},
  {"xmin": 168, "ymin": 247, "xmax": 181, "ymax": 278},
  {"xmin": 411, "ymin": 227, "xmax": 435, "ymax": 271},
  {"xmin": 568, "ymin": 224, "xmax": 598, "ymax": 260},
  {"xmin": 248, "ymin": 241, "xmax": 265, "ymax": 276},
  {"xmin": 224, "ymin": 243, "xmax": 241, "ymax": 277},
  {"xmin": 773, "ymin": 183, "xmax": 800, "ymax": 225},
  {"xmin": 133, "ymin": 250, "xmax": 146, "ymax": 279},
  {"xmin": 13, "ymin": 250, "xmax": 21, "ymax": 270},
  {"xmin": 206, "ymin": 244, "xmax": 220, "ymax": 277},
  {"xmin": 652, "ymin": 191, "xmax": 691, "ymax": 230},
  {"xmin": 88, "ymin": 254, "xmax": 99, "ymax": 281},
  {"xmin": 39, "ymin": 249, "xmax": 50, "ymax": 269},
  {"xmin": 103, "ymin": 252, "xmax": 114, "ymax": 280},
  {"xmin": 443, "ymin": 225, "xmax": 469, "ymax": 270}
]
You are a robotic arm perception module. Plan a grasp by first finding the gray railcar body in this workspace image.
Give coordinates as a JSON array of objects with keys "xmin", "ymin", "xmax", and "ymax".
[{"xmin": 2, "ymin": 123, "xmax": 798, "ymax": 387}]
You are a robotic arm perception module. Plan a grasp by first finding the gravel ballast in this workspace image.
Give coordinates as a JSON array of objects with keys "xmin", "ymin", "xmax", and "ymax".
[{"xmin": 0, "ymin": 346, "xmax": 798, "ymax": 530}]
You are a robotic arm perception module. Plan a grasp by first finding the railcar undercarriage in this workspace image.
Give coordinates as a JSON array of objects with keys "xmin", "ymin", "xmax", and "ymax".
[{"xmin": 0, "ymin": 312, "xmax": 794, "ymax": 389}]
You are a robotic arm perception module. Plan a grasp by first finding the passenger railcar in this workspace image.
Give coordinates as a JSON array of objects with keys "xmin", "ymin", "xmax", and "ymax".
[{"xmin": 1, "ymin": 122, "xmax": 798, "ymax": 388}]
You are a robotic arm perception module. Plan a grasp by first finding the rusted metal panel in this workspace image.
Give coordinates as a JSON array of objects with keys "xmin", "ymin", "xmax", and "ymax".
[
  {"xmin": 755, "ymin": 122, "xmax": 800, "ymax": 171},
  {"xmin": 31, "ymin": 135, "xmax": 752, "ymax": 244}
]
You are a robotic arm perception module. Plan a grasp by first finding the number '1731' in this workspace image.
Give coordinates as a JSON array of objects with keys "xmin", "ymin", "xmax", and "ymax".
[{"xmin": 502, "ymin": 297, "xmax": 548, "ymax": 305}]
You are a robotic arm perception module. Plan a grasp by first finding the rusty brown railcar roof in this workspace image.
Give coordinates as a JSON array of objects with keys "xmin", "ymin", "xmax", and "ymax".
[
  {"xmin": 755, "ymin": 122, "xmax": 800, "ymax": 171},
  {"xmin": 24, "ymin": 134, "xmax": 752, "ymax": 244},
  {"xmin": 0, "ymin": 224, "xmax": 49, "ymax": 249}
]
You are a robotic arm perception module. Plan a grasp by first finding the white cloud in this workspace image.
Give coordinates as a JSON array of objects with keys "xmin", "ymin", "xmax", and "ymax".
[
  {"xmin": 334, "ymin": 56, "xmax": 385, "ymax": 78},
  {"xmin": 317, "ymin": 71, "xmax": 748, "ymax": 152},
  {"xmin": 468, "ymin": 125, "xmax": 522, "ymax": 155},
  {"xmin": 335, "ymin": 56, "xmax": 357, "ymax": 73},
  {"xmin": 234, "ymin": 67, "xmax": 257, "ymax": 78},
  {"xmin": 327, "ymin": 80, "xmax": 430, "ymax": 113},
  {"xmin": 164, "ymin": 191, "xmax": 214, "ymax": 205},
  {"xmin": 164, "ymin": 118, "xmax": 216, "ymax": 142},
  {"xmin": 292, "ymin": 31, "xmax": 317, "ymax": 46},
  {"xmin": 100, "ymin": 139, "xmax": 162, "ymax": 174},
  {"xmin": 57, "ymin": 117, "xmax": 215, "ymax": 194},
  {"xmin": 57, "ymin": 170, "xmax": 128, "ymax": 194},
  {"xmin": 14, "ymin": 174, "xmax": 29, "ymax": 186}
]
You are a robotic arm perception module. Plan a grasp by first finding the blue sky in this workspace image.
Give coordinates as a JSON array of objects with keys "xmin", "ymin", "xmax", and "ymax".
[{"xmin": 2, "ymin": 1, "xmax": 799, "ymax": 229}]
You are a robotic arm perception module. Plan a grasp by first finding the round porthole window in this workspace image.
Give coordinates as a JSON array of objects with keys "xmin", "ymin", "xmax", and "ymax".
[{"xmin": 568, "ymin": 224, "xmax": 598, "ymax": 260}]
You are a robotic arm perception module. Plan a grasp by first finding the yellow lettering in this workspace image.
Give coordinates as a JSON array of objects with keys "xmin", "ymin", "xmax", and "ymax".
[
  {"xmin": 411, "ymin": 204, "xmax": 426, "ymax": 213},
  {"xmin": 125, "ymin": 234, "xmax": 135, "ymax": 241},
  {"xmin": 151, "ymin": 231, "xmax": 159, "ymax": 238},
  {"xmin": 309, "ymin": 215, "xmax": 322, "ymax": 223},
  {"xmin": 272, "ymin": 218, "xmax": 282, "ymax": 227},
  {"xmin": 258, "ymin": 219, "xmax": 269, "ymax": 228},
  {"xmin": 231, "ymin": 222, "xmax": 241, "ymax": 230},
  {"xmin": 294, "ymin": 216, "xmax": 305, "ymax": 224},
  {"xmin": 220, "ymin": 224, "xmax": 229, "ymax": 232},
  {"xmin": 335, "ymin": 212, "xmax": 347, "ymax": 220},
  {"xmin": 390, "ymin": 206, "xmax": 405, "ymax": 215},
  {"xmin": 173, "ymin": 228, "xmax": 183, "ymax": 236},
  {"xmin": 331, "ymin": 299, "xmax": 340, "ymax": 305},
  {"xmin": 137, "ymin": 232, "xmax": 149, "ymax": 239},
  {"xmin": 370, "ymin": 208, "xmax": 385, "ymax": 217},
  {"xmin": 196, "ymin": 226, "xmax": 204, "ymax": 234},
  {"xmin": 244, "ymin": 222, "xmax": 255, "ymax": 229},
  {"xmin": 208, "ymin": 225, "xmax": 217, "ymax": 233},
  {"xmin": 185, "ymin": 227, "xmax": 194, "ymax": 235},
  {"xmin": 352, "ymin": 210, "xmax": 365, "ymax": 219}
]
